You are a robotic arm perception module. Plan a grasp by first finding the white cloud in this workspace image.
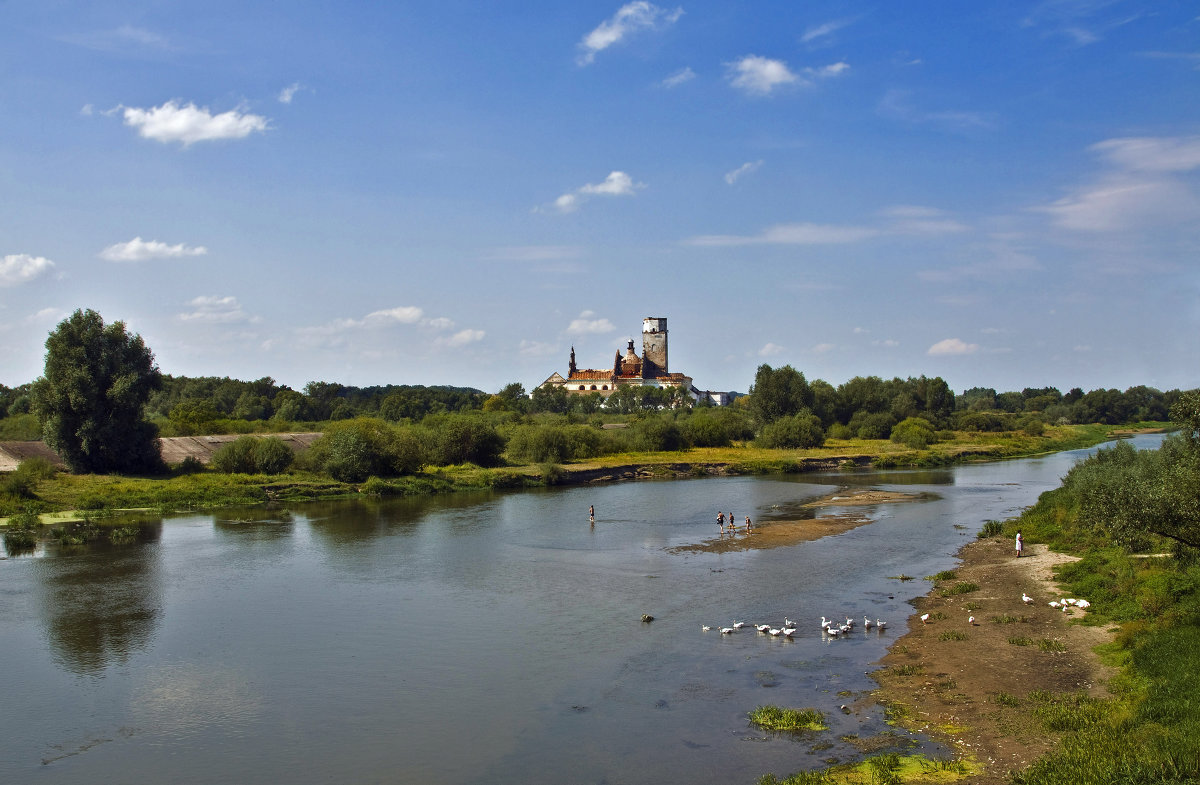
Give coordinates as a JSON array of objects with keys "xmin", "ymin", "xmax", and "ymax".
[
  {"xmin": 724, "ymin": 160, "xmax": 763, "ymax": 185},
  {"xmin": 120, "ymin": 100, "xmax": 269, "ymax": 146},
  {"xmin": 1036, "ymin": 135, "xmax": 1200, "ymax": 233},
  {"xmin": 802, "ymin": 17, "xmax": 857, "ymax": 44},
  {"xmin": 425, "ymin": 316, "xmax": 455, "ymax": 330},
  {"xmin": 852, "ymin": 327, "xmax": 869, "ymax": 335},
  {"xmin": 758, "ymin": 342, "xmax": 784, "ymax": 357},
  {"xmin": 804, "ymin": 62, "xmax": 850, "ymax": 79},
  {"xmin": 927, "ymin": 338, "xmax": 979, "ymax": 356},
  {"xmin": 100, "ymin": 237, "xmax": 208, "ymax": 262},
  {"xmin": 1090, "ymin": 136, "xmax": 1200, "ymax": 173},
  {"xmin": 439, "ymin": 329, "xmax": 486, "ymax": 348},
  {"xmin": 872, "ymin": 339, "xmax": 900, "ymax": 348},
  {"xmin": 546, "ymin": 171, "xmax": 645, "ymax": 213},
  {"xmin": 577, "ymin": 2, "xmax": 683, "ymax": 66},
  {"xmin": 661, "ymin": 67, "xmax": 696, "ymax": 88},
  {"xmin": 811, "ymin": 343, "xmax": 835, "ymax": 354},
  {"xmin": 726, "ymin": 56, "xmax": 798, "ymax": 95},
  {"xmin": 686, "ymin": 222, "xmax": 878, "ymax": 246},
  {"xmin": 567, "ymin": 311, "xmax": 616, "ymax": 335},
  {"xmin": 278, "ymin": 83, "xmax": 303, "ymax": 104},
  {"xmin": 26, "ymin": 307, "xmax": 68, "ymax": 324},
  {"xmin": 1, "ymin": 254, "xmax": 55, "ymax": 286},
  {"xmin": 880, "ymin": 205, "xmax": 970, "ymax": 235},
  {"xmin": 365, "ymin": 306, "xmax": 425, "ymax": 324},
  {"xmin": 179, "ymin": 295, "xmax": 249, "ymax": 323}
]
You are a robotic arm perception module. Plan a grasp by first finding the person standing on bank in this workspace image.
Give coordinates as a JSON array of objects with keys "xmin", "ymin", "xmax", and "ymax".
[{"xmin": 1015, "ymin": 531, "xmax": 1023, "ymax": 558}]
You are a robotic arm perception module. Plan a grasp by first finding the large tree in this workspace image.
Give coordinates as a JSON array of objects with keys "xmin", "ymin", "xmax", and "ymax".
[
  {"xmin": 31, "ymin": 309, "xmax": 163, "ymax": 474},
  {"xmin": 748, "ymin": 364, "xmax": 813, "ymax": 424}
]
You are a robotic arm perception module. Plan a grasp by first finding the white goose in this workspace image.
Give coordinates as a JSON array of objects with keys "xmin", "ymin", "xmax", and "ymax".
[
  {"xmin": 876, "ymin": 619, "xmax": 887, "ymax": 630},
  {"xmin": 720, "ymin": 627, "xmax": 735, "ymax": 635},
  {"xmin": 1022, "ymin": 593, "xmax": 1034, "ymax": 604},
  {"xmin": 702, "ymin": 625, "xmax": 712, "ymax": 632},
  {"xmin": 863, "ymin": 616, "xmax": 873, "ymax": 630},
  {"xmin": 781, "ymin": 627, "xmax": 796, "ymax": 638},
  {"xmin": 919, "ymin": 613, "xmax": 930, "ymax": 624}
]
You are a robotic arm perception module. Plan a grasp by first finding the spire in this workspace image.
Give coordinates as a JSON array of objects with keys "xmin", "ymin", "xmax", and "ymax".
[{"xmin": 569, "ymin": 346, "xmax": 576, "ymax": 375}]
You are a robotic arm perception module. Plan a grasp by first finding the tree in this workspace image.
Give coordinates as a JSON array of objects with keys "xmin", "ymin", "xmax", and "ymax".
[
  {"xmin": 748, "ymin": 364, "xmax": 813, "ymax": 424},
  {"xmin": 31, "ymin": 309, "xmax": 163, "ymax": 474}
]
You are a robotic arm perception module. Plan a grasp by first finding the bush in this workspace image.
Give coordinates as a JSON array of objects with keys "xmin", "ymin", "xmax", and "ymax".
[
  {"xmin": 428, "ymin": 414, "xmax": 505, "ymax": 467},
  {"xmin": 309, "ymin": 418, "xmax": 429, "ymax": 481},
  {"xmin": 633, "ymin": 417, "xmax": 684, "ymax": 452},
  {"xmin": 850, "ymin": 411, "xmax": 896, "ymax": 439},
  {"xmin": 757, "ymin": 412, "xmax": 826, "ymax": 449},
  {"xmin": 891, "ymin": 417, "xmax": 937, "ymax": 449},
  {"xmin": 211, "ymin": 436, "xmax": 258, "ymax": 473},
  {"xmin": 3, "ymin": 508, "xmax": 40, "ymax": 551},
  {"xmin": 252, "ymin": 436, "xmax": 294, "ymax": 474},
  {"xmin": 826, "ymin": 423, "xmax": 854, "ymax": 440}
]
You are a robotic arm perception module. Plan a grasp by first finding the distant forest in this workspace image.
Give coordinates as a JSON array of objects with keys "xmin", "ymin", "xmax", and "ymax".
[{"xmin": 0, "ymin": 371, "xmax": 1182, "ymax": 440}]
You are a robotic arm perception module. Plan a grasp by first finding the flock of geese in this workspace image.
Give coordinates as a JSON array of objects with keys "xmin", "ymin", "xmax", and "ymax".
[{"xmin": 702, "ymin": 615, "xmax": 887, "ymax": 639}]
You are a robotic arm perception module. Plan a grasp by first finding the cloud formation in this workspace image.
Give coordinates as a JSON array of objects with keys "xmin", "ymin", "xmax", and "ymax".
[
  {"xmin": 661, "ymin": 66, "xmax": 696, "ymax": 88},
  {"xmin": 927, "ymin": 338, "xmax": 979, "ymax": 356},
  {"xmin": 724, "ymin": 160, "xmax": 763, "ymax": 185},
  {"xmin": 801, "ymin": 17, "xmax": 857, "ymax": 45},
  {"xmin": 1, "ymin": 254, "xmax": 55, "ymax": 286},
  {"xmin": 278, "ymin": 83, "xmax": 302, "ymax": 104},
  {"xmin": 567, "ymin": 311, "xmax": 616, "ymax": 335},
  {"xmin": 120, "ymin": 100, "xmax": 269, "ymax": 146},
  {"xmin": 1038, "ymin": 135, "xmax": 1200, "ymax": 232},
  {"xmin": 549, "ymin": 171, "xmax": 644, "ymax": 213},
  {"xmin": 100, "ymin": 237, "xmax": 208, "ymax": 262},
  {"xmin": 686, "ymin": 222, "xmax": 877, "ymax": 246},
  {"xmin": 577, "ymin": 2, "xmax": 683, "ymax": 65},
  {"xmin": 179, "ymin": 295, "xmax": 250, "ymax": 323},
  {"xmin": 726, "ymin": 57, "xmax": 848, "ymax": 96}
]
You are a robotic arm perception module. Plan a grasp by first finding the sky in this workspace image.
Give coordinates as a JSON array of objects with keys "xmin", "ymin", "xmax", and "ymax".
[{"xmin": 2, "ymin": 1, "xmax": 1198, "ymax": 397}]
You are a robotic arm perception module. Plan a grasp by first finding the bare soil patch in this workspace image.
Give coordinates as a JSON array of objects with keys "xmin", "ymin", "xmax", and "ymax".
[{"xmin": 871, "ymin": 539, "xmax": 1117, "ymax": 784}]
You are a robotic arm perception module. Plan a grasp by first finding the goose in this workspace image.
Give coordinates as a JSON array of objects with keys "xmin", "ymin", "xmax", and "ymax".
[
  {"xmin": 919, "ymin": 613, "xmax": 930, "ymax": 624},
  {"xmin": 1048, "ymin": 601, "xmax": 1061, "ymax": 609},
  {"xmin": 702, "ymin": 625, "xmax": 712, "ymax": 632},
  {"xmin": 839, "ymin": 623, "xmax": 852, "ymax": 634},
  {"xmin": 845, "ymin": 617, "xmax": 856, "ymax": 628},
  {"xmin": 784, "ymin": 617, "xmax": 796, "ymax": 628},
  {"xmin": 732, "ymin": 621, "xmax": 748, "ymax": 629},
  {"xmin": 820, "ymin": 616, "xmax": 831, "ymax": 630},
  {"xmin": 1075, "ymin": 600, "xmax": 1091, "ymax": 609},
  {"xmin": 720, "ymin": 627, "xmax": 735, "ymax": 635},
  {"xmin": 1063, "ymin": 598, "xmax": 1076, "ymax": 606},
  {"xmin": 769, "ymin": 628, "xmax": 782, "ymax": 636},
  {"xmin": 826, "ymin": 626, "xmax": 840, "ymax": 637},
  {"xmin": 756, "ymin": 624, "xmax": 772, "ymax": 633},
  {"xmin": 876, "ymin": 619, "xmax": 887, "ymax": 630},
  {"xmin": 968, "ymin": 615, "xmax": 976, "ymax": 625},
  {"xmin": 863, "ymin": 616, "xmax": 873, "ymax": 630},
  {"xmin": 1022, "ymin": 593, "xmax": 1034, "ymax": 604},
  {"xmin": 781, "ymin": 627, "xmax": 796, "ymax": 638}
]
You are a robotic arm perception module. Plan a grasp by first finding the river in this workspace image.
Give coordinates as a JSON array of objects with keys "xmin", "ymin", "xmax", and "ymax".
[{"xmin": 0, "ymin": 433, "xmax": 1164, "ymax": 784}]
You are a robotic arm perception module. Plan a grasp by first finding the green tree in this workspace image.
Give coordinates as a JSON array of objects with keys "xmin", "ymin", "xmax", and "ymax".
[
  {"xmin": 890, "ymin": 417, "xmax": 937, "ymax": 449},
  {"xmin": 31, "ymin": 309, "xmax": 163, "ymax": 474},
  {"xmin": 757, "ymin": 412, "xmax": 825, "ymax": 449},
  {"xmin": 748, "ymin": 364, "xmax": 813, "ymax": 424}
]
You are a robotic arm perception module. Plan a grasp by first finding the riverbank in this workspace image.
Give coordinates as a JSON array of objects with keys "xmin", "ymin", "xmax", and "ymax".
[
  {"xmin": 870, "ymin": 537, "xmax": 1117, "ymax": 784},
  {"xmin": 0, "ymin": 423, "xmax": 1124, "ymax": 526}
]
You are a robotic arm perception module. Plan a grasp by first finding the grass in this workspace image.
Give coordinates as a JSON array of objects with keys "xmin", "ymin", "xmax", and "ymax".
[
  {"xmin": 939, "ymin": 582, "xmax": 980, "ymax": 597},
  {"xmin": 1037, "ymin": 638, "xmax": 1067, "ymax": 652},
  {"xmin": 939, "ymin": 630, "xmax": 969, "ymax": 641},
  {"xmin": 1008, "ymin": 636, "xmax": 1034, "ymax": 646},
  {"xmin": 748, "ymin": 705, "xmax": 828, "ymax": 732}
]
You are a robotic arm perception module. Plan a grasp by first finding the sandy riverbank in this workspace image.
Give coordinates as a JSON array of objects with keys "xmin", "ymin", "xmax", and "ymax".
[
  {"xmin": 871, "ymin": 538, "xmax": 1117, "ymax": 784},
  {"xmin": 669, "ymin": 489, "xmax": 930, "ymax": 555}
]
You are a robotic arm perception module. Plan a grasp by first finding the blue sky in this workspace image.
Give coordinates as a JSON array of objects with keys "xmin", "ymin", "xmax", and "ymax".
[{"xmin": 2, "ymin": 1, "xmax": 1198, "ymax": 396}]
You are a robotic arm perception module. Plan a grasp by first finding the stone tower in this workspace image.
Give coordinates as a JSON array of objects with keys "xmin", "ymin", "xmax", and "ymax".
[{"xmin": 642, "ymin": 317, "xmax": 668, "ymax": 378}]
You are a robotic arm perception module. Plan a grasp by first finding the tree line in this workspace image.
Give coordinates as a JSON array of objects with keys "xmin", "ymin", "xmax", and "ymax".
[{"xmin": 0, "ymin": 310, "xmax": 1188, "ymax": 482}]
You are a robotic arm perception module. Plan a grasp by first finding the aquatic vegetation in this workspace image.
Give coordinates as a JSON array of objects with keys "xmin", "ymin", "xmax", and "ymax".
[{"xmin": 748, "ymin": 705, "xmax": 827, "ymax": 732}]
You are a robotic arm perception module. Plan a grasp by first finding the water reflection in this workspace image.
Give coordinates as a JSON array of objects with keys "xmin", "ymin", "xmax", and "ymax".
[{"xmin": 34, "ymin": 523, "xmax": 163, "ymax": 676}]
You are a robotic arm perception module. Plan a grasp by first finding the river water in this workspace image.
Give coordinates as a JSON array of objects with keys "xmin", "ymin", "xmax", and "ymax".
[{"xmin": 0, "ymin": 433, "xmax": 1164, "ymax": 784}]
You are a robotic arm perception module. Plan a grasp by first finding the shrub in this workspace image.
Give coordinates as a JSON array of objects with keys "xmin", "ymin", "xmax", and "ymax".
[
  {"xmin": 174, "ymin": 455, "xmax": 206, "ymax": 475},
  {"xmin": 634, "ymin": 417, "xmax": 684, "ymax": 452},
  {"xmin": 890, "ymin": 417, "xmax": 937, "ymax": 449},
  {"xmin": 850, "ymin": 411, "xmax": 896, "ymax": 440},
  {"xmin": 757, "ymin": 412, "xmax": 826, "ymax": 449},
  {"xmin": 252, "ymin": 436, "xmax": 294, "ymax": 474},
  {"xmin": 826, "ymin": 423, "xmax": 854, "ymax": 440},
  {"xmin": 428, "ymin": 414, "xmax": 505, "ymax": 467},
  {"xmin": 3, "ymin": 509, "xmax": 40, "ymax": 551},
  {"xmin": 681, "ymin": 412, "xmax": 730, "ymax": 447},
  {"xmin": 211, "ymin": 436, "xmax": 258, "ymax": 473}
]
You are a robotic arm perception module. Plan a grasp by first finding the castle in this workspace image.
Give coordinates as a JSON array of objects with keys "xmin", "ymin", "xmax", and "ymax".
[{"xmin": 539, "ymin": 317, "xmax": 713, "ymax": 401}]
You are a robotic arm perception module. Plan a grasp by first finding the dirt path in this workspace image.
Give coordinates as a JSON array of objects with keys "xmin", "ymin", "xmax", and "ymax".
[{"xmin": 871, "ymin": 538, "xmax": 1117, "ymax": 784}]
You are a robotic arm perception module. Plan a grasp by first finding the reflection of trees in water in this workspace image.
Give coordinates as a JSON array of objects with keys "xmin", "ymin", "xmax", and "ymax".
[{"xmin": 36, "ymin": 524, "xmax": 163, "ymax": 676}]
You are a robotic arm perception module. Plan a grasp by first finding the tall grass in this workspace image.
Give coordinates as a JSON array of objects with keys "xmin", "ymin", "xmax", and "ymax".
[{"xmin": 748, "ymin": 705, "xmax": 827, "ymax": 732}]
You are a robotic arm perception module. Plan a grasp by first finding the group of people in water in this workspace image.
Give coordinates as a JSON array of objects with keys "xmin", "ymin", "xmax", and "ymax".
[
  {"xmin": 717, "ymin": 511, "xmax": 753, "ymax": 533},
  {"xmin": 586, "ymin": 505, "xmax": 753, "ymax": 533}
]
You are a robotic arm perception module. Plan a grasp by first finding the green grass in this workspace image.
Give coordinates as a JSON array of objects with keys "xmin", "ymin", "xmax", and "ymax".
[
  {"xmin": 939, "ymin": 630, "xmax": 969, "ymax": 641},
  {"xmin": 748, "ymin": 705, "xmax": 828, "ymax": 732},
  {"xmin": 939, "ymin": 581, "xmax": 980, "ymax": 596}
]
